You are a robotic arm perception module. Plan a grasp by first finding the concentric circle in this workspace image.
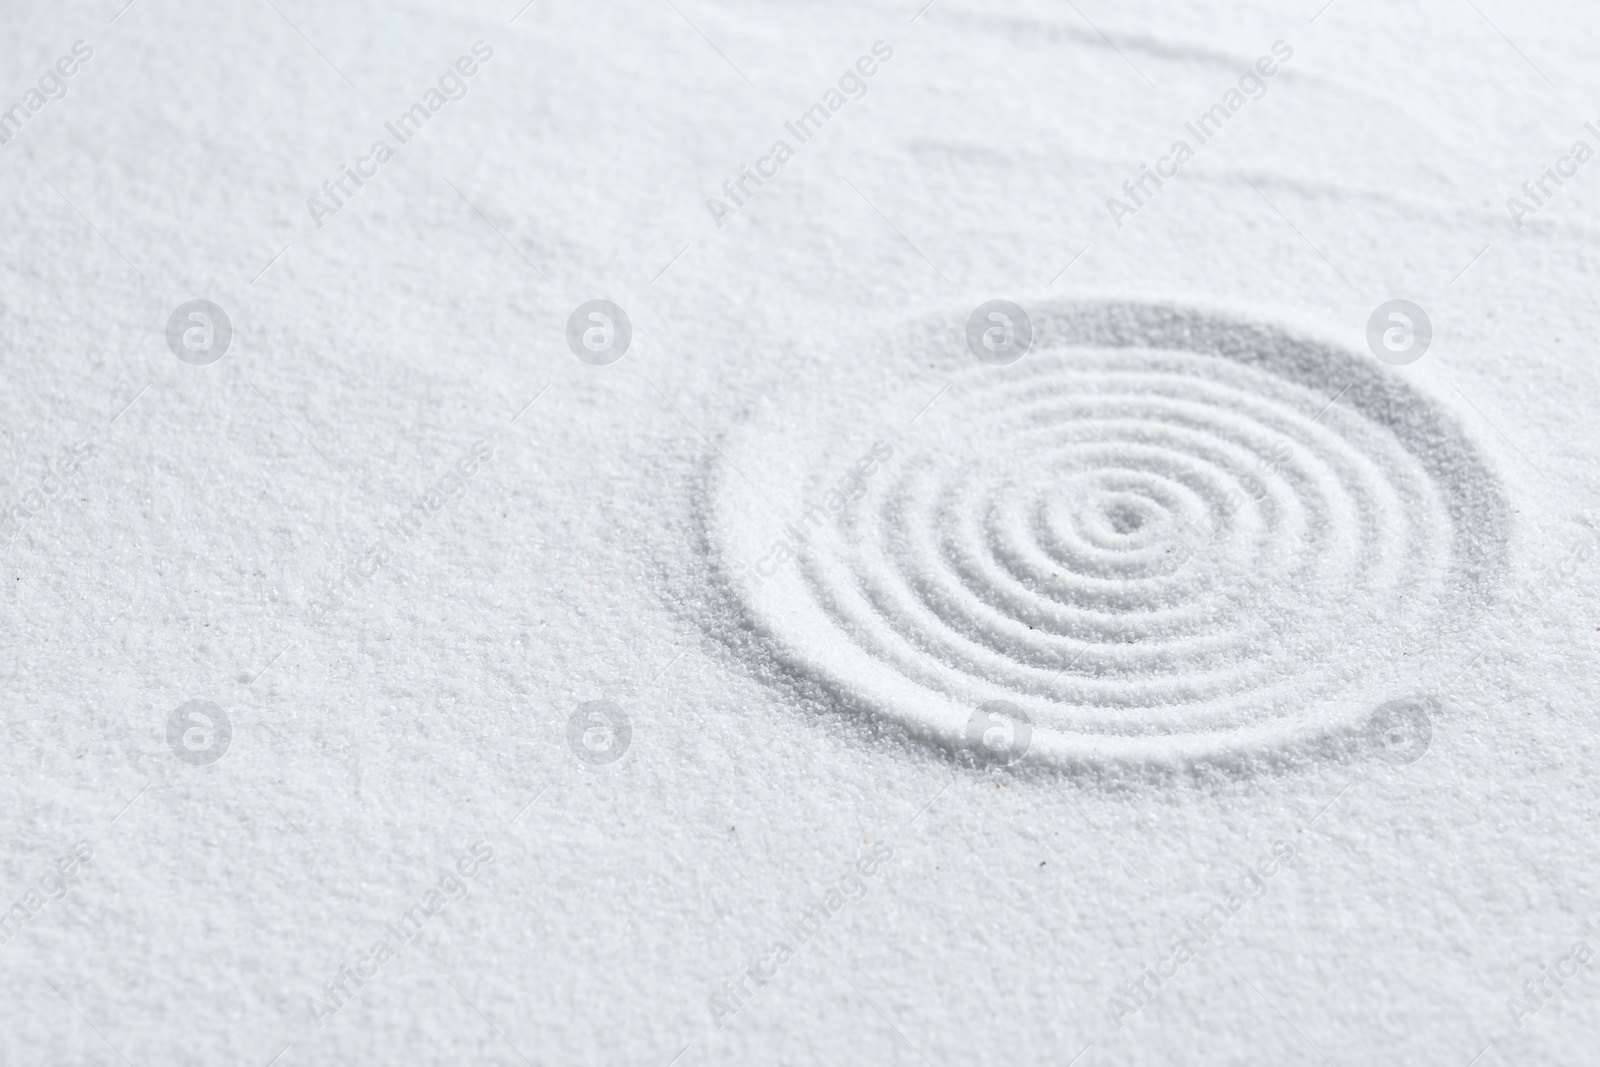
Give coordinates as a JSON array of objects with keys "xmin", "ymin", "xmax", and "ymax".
[{"xmin": 707, "ymin": 302, "xmax": 1507, "ymax": 765}]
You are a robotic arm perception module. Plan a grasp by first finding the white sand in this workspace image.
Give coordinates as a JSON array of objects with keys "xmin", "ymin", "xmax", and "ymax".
[{"xmin": 3, "ymin": 0, "xmax": 1599, "ymax": 1064}]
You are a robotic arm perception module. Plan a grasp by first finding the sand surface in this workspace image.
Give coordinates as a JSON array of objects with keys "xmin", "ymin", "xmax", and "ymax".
[{"xmin": 3, "ymin": 1, "xmax": 1599, "ymax": 1064}]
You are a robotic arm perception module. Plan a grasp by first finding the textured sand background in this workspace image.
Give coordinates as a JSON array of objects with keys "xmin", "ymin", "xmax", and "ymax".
[{"xmin": 3, "ymin": 0, "xmax": 1600, "ymax": 1064}]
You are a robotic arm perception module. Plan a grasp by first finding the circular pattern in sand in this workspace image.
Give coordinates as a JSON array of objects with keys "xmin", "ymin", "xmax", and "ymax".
[{"xmin": 708, "ymin": 303, "xmax": 1506, "ymax": 765}]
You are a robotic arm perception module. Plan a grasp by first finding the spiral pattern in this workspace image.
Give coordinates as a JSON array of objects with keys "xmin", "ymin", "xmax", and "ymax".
[{"xmin": 709, "ymin": 304, "xmax": 1507, "ymax": 764}]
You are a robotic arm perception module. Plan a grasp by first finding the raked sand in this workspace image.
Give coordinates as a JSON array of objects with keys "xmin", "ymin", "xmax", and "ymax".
[{"xmin": 3, "ymin": 1, "xmax": 1600, "ymax": 1064}]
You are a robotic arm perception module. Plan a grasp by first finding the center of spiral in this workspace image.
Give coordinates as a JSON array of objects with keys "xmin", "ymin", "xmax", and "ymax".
[{"xmin": 1104, "ymin": 501, "xmax": 1147, "ymax": 534}]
